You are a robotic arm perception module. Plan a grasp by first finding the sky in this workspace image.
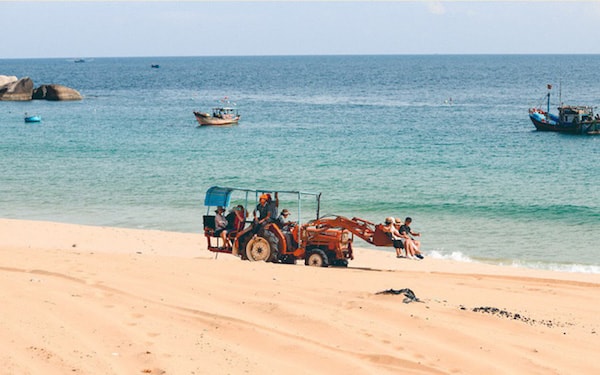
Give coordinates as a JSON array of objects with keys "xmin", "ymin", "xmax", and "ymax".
[{"xmin": 2, "ymin": 1, "xmax": 600, "ymax": 58}]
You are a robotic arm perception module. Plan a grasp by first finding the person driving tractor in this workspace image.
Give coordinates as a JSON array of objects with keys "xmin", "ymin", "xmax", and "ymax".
[{"xmin": 276, "ymin": 208, "xmax": 293, "ymax": 228}]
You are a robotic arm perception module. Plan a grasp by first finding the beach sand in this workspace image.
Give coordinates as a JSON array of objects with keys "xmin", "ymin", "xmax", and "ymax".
[{"xmin": 1, "ymin": 218, "xmax": 598, "ymax": 374}]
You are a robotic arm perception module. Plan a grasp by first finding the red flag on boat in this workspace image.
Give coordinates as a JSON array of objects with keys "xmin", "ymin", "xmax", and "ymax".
[{"xmin": 547, "ymin": 84, "xmax": 552, "ymax": 90}]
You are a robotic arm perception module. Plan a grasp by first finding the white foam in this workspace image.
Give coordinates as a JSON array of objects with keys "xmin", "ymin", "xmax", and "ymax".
[
  {"xmin": 507, "ymin": 260, "xmax": 600, "ymax": 274},
  {"xmin": 427, "ymin": 250, "xmax": 473, "ymax": 263},
  {"xmin": 427, "ymin": 249, "xmax": 600, "ymax": 274}
]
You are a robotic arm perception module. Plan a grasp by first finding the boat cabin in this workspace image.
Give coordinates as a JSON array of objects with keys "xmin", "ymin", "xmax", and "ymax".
[
  {"xmin": 212, "ymin": 107, "xmax": 238, "ymax": 119},
  {"xmin": 559, "ymin": 105, "xmax": 595, "ymax": 124}
]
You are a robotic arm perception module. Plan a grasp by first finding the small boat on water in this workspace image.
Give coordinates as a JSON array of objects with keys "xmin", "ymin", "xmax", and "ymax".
[
  {"xmin": 193, "ymin": 107, "xmax": 241, "ymax": 126},
  {"xmin": 528, "ymin": 85, "xmax": 600, "ymax": 135},
  {"xmin": 24, "ymin": 113, "xmax": 41, "ymax": 123},
  {"xmin": 151, "ymin": 64, "xmax": 160, "ymax": 68}
]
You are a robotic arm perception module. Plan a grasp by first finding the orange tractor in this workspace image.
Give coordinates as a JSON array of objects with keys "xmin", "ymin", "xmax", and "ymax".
[{"xmin": 203, "ymin": 186, "xmax": 394, "ymax": 267}]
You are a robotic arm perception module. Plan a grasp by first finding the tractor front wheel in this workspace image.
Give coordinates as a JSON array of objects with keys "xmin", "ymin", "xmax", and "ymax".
[{"xmin": 305, "ymin": 249, "xmax": 329, "ymax": 267}]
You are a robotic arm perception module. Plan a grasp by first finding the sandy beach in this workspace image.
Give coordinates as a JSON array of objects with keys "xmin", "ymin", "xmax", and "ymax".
[{"xmin": 1, "ymin": 218, "xmax": 598, "ymax": 374}]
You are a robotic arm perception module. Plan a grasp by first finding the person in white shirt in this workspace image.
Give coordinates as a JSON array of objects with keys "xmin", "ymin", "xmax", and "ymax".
[{"xmin": 214, "ymin": 206, "xmax": 229, "ymax": 249}]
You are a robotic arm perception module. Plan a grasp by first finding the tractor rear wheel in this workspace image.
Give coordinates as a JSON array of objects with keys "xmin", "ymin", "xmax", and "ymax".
[
  {"xmin": 305, "ymin": 249, "xmax": 329, "ymax": 267},
  {"xmin": 245, "ymin": 236, "xmax": 272, "ymax": 262}
]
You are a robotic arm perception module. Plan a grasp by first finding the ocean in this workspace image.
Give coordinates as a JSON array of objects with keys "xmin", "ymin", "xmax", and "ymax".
[{"xmin": 1, "ymin": 55, "xmax": 598, "ymax": 273}]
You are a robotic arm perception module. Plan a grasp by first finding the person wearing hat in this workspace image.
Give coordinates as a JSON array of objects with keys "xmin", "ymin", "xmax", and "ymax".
[
  {"xmin": 276, "ymin": 208, "xmax": 293, "ymax": 228},
  {"xmin": 253, "ymin": 192, "xmax": 279, "ymax": 223},
  {"xmin": 252, "ymin": 193, "xmax": 272, "ymax": 234},
  {"xmin": 384, "ymin": 217, "xmax": 406, "ymax": 258},
  {"xmin": 214, "ymin": 206, "xmax": 230, "ymax": 249},
  {"xmin": 382, "ymin": 217, "xmax": 394, "ymax": 236},
  {"xmin": 253, "ymin": 194, "xmax": 270, "ymax": 222}
]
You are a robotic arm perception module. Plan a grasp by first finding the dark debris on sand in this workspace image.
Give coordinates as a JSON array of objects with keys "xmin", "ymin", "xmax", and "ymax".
[
  {"xmin": 471, "ymin": 306, "xmax": 568, "ymax": 328},
  {"xmin": 376, "ymin": 288, "xmax": 422, "ymax": 303}
]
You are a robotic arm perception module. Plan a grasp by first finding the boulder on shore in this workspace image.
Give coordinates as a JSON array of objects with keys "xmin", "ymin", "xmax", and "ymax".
[
  {"xmin": 0, "ymin": 75, "xmax": 82, "ymax": 101},
  {"xmin": 0, "ymin": 75, "xmax": 18, "ymax": 87},
  {"xmin": 0, "ymin": 77, "xmax": 34, "ymax": 101},
  {"xmin": 33, "ymin": 84, "xmax": 83, "ymax": 101}
]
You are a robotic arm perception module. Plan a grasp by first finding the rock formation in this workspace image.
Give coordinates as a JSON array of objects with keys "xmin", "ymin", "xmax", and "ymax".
[
  {"xmin": 0, "ymin": 75, "xmax": 18, "ymax": 87},
  {"xmin": 0, "ymin": 76, "xmax": 82, "ymax": 101},
  {"xmin": 0, "ymin": 77, "xmax": 34, "ymax": 101},
  {"xmin": 33, "ymin": 84, "xmax": 83, "ymax": 101}
]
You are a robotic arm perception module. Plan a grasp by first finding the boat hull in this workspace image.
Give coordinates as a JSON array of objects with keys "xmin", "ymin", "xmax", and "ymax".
[
  {"xmin": 194, "ymin": 111, "xmax": 240, "ymax": 126},
  {"xmin": 529, "ymin": 114, "xmax": 599, "ymax": 135},
  {"xmin": 24, "ymin": 116, "xmax": 41, "ymax": 123}
]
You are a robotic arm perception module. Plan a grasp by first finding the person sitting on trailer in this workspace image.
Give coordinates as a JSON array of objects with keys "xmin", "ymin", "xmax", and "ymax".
[
  {"xmin": 233, "ymin": 205, "xmax": 247, "ymax": 231},
  {"xmin": 214, "ymin": 206, "xmax": 229, "ymax": 249},
  {"xmin": 226, "ymin": 205, "xmax": 247, "ymax": 233}
]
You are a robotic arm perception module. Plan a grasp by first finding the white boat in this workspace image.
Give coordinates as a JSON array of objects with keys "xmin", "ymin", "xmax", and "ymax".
[{"xmin": 193, "ymin": 107, "xmax": 241, "ymax": 126}]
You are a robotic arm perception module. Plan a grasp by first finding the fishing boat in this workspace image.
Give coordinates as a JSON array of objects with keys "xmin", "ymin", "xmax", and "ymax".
[
  {"xmin": 528, "ymin": 85, "xmax": 600, "ymax": 135},
  {"xmin": 24, "ymin": 113, "xmax": 41, "ymax": 123},
  {"xmin": 193, "ymin": 107, "xmax": 241, "ymax": 126}
]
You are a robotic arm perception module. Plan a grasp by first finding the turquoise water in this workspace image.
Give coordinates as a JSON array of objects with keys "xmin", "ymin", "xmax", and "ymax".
[{"xmin": 1, "ymin": 55, "xmax": 599, "ymax": 272}]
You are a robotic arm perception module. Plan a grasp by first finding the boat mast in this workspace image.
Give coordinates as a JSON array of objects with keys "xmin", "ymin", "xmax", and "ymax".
[{"xmin": 546, "ymin": 84, "xmax": 551, "ymax": 115}]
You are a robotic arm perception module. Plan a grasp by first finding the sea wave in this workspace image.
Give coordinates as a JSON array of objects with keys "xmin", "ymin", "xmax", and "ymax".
[
  {"xmin": 427, "ymin": 250, "xmax": 474, "ymax": 263},
  {"xmin": 427, "ymin": 249, "xmax": 600, "ymax": 274},
  {"xmin": 506, "ymin": 261, "xmax": 600, "ymax": 275}
]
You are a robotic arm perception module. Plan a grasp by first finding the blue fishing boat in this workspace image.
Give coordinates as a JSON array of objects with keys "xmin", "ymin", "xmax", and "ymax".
[
  {"xmin": 24, "ymin": 113, "xmax": 42, "ymax": 123},
  {"xmin": 529, "ymin": 85, "xmax": 600, "ymax": 135}
]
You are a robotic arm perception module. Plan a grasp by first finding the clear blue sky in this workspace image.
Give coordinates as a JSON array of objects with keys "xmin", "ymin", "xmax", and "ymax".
[{"xmin": 2, "ymin": 1, "xmax": 600, "ymax": 58}]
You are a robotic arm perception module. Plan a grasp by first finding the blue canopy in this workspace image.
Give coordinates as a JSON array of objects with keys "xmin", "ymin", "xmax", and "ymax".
[{"xmin": 204, "ymin": 186, "xmax": 233, "ymax": 207}]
